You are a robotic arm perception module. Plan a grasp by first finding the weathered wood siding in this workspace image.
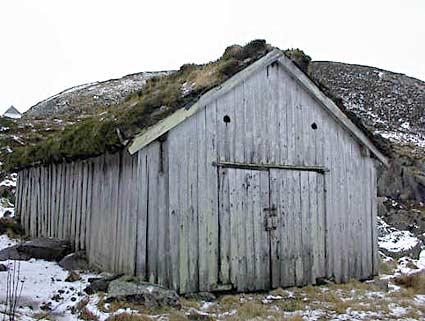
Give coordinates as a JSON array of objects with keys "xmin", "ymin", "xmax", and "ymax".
[
  {"xmin": 16, "ymin": 141, "xmax": 173, "ymax": 285},
  {"xmin": 15, "ymin": 61, "xmax": 378, "ymax": 294},
  {"xmin": 165, "ymin": 62, "xmax": 378, "ymax": 291}
]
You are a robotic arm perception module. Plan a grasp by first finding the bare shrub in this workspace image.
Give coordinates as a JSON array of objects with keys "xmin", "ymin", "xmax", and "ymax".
[{"xmin": 2, "ymin": 260, "xmax": 25, "ymax": 321}]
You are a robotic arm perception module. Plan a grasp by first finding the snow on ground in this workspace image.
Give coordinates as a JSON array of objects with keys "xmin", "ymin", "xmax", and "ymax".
[
  {"xmin": 0, "ymin": 234, "xmax": 18, "ymax": 249},
  {"xmin": 376, "ymin": 129, "xmax": 425, "ymax": 148},
  {"xmin": 0, "ymin": 198, "xmax": 14, "ymax": 218},
  {"xmin": 0, "ymin": 173, "xmax": 16, "ymax": 218},
  {"xmin": 377, "ymin": 217, "xmax": 422, "ymax": 254},
  {"xmin": 0, "ymin": 222, "xmax": 424, "ymax": 321},
  {"xmin": 0, "ymin": 235, "xmax": 100, "ymax": 321},
  {"xmin": 0, "ymin": 173, "xmax": 17, "ymax": 190}
]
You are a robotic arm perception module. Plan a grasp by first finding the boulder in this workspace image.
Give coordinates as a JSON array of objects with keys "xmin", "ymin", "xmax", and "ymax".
[
  {"xmin": 84, "ymin": 274, "xmax": 124, "ymax": 294},
  {"xmin": 107, "ymin": 276, "xmax": 180, "ymax": 308},
  {"xmin": 0, "ymin": 263, "xmax": 8, "ymax": 271},
  {"xmin": 16, "ymin": 238, "xmax": 71, "ymax": 261},
  {"xmin": 59, "ymin": 252, "xmax": 89, "ymax": 271},
  {"xmin": 380, "ymin": 240, "xmax": 422, "ymax": 260},
  {"xmin": 0, "ymin": 245, "xmax": 32, "ymax": 261}
]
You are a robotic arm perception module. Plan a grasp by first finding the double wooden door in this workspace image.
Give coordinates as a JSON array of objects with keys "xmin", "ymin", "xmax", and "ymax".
[{"xmin": 217, "ymin": 166, "xmax": 326, "ymax": 291}]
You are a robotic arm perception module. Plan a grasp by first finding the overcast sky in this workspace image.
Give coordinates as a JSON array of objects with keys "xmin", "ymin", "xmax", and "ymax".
[{"xmin": 0, "ymin": 0, "xmax": 424, "ymax": 114}]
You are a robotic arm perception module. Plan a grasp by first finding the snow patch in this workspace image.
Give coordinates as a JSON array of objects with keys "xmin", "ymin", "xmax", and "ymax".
[{"xmin": 377, "ymin": 217, "xmax": 421, "ymax": 253}]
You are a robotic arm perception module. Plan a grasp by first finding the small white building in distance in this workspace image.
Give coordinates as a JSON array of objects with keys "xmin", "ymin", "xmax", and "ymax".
[{"xmin": 3, "ymin": 106, "xmax": 22, "ymax": 119}]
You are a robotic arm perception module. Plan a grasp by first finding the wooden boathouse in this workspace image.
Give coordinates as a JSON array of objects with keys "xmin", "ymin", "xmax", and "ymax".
[{"xmin": 15, "ymin": 46, "xmax": 388, "ymax": 294}]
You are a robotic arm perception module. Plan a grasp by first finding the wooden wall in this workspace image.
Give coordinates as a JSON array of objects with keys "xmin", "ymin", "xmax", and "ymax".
[
  {"xmin": 15, "ymin": 61, "xmax": 378, "ymax": 294},
  {"xmin": 165, "ymin": 61, "xmax": 378, "ymax": 292}
]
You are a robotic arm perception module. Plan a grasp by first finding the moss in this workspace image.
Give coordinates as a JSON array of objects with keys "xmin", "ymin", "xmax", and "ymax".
[
  {"xmin": 6, "ymin": 39, "xmax": 273, "ymax": 170},
  {"xmin": 284, "ymin": 48, "xmax": 311, "ymax": 74}
]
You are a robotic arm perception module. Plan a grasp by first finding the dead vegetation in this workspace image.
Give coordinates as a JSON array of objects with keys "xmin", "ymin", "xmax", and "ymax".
[
  {"xmin": 78, "ymin": 307, "xmax": 99, "ymax": 321},
  {"xmin": 393, "ymin": 270, "xmax": 425, "ymax": 294},
  {"xmin": 105, "ymin": 312, "xmax": 151, "ymax": 321},
  {"xmin": 5, "ymin": 40, "xmax": 273, "ymax": 171}
]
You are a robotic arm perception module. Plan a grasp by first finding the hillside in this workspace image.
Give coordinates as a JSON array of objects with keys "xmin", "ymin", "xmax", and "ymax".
[
  {"xmin": 310, "ymin": 61, "xmax": 425, "ymax": 160},
  {"xmin": 24, "ymin": 71, "xmax": 169, "ymax": 119}
]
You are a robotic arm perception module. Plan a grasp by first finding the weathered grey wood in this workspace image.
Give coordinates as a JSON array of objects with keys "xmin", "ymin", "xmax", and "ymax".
[
  {"xmin": 15, "ymin": 56, "xmax": 383, "ymax": 294},
  {"xmin": 197, "ymin": 109, "xmax": 210, "ymax": 291},
  {"xmin": 157, "ymin": 139, "xmax": 169, "ymax": 287},
  {"xmin": 167, "ymin": 134, "xmax": 180, "ymax": 291},
  {"xmin": 147, "ymin": 142, "xmax": 160, "ymax": 284},
  {"xmin": 214, "ymin": 161, "xmax": 329, "ymax": 173},
  {"xmin": 128, "ymin": 49, "xmax": 284, "ymax": 155},
  {"xmin": 269, "ymin": 169, "xmax": 280, "ymax": 288},
  {"xmin": 218, "ymin": 167, "xmax": 230, "ymax": 286},
  {"xmin": 277, "ymin": 55, "xmax": 388, "ymax": 167},
  {"xmin": 205, "ymin": 101, "xmax": 219, "ymax": 291}
]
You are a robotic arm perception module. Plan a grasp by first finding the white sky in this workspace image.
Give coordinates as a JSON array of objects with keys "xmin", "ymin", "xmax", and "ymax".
[{"xmin": 0, "ymin": 0, "xmax": 424, "ymax": 114}]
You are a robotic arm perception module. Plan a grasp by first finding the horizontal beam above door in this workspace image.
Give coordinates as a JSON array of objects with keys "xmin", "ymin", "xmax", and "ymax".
[{"xmin": 212, "ymin": 161, "xmax": 329, "ymax": 174}]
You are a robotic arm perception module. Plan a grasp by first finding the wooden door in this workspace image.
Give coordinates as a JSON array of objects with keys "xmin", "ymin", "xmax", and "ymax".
[
  {"xmin": 269, "ymin": 169, "xmax": 326, "ymax": 288},
  {"xmin": 217, "ymin": 166, "xmax": 326, "ymax": 291},
  {"xmin": 218, "ymin": 167, "xmax": 271, "ymax": 292}
]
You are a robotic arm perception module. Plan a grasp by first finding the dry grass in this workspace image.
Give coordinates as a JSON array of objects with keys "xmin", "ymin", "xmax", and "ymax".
[
  {"xmin": 233, "ymin": 301, "xmax": 269, "ymax": 319},
  {"xmin": 98, "ymin": 298, "xmax": 173, "ymax": 316},
  {"xmin": 380, "ymin": 257, "xmax": 398, "ymax": 275},
  {"xmin": 71, "ymin": 277, "xmax": 425, "ymax": 321},
  {"xmin": 218, "ymin": 294, "xmax": 241, "ymax": 307},
  {"xmin": 393, "ymin": 271, "xmax": 425, "ymax": 294},
  {"xmin": 168, "ymin": 310, "xmax": 189, "ymax": 321},
  {"xmin": 7, "ymin": 40, "xmax": 272, "ymax": 170},
  {"xmin": 79, "ymin": 307, "xmax": 99, "ymax": 321},
  {"xmin": 105, "ymin": 312, "xmax": 151, "ymax": 321}
]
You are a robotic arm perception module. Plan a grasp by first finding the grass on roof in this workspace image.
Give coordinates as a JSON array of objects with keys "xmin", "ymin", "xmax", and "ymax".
[{"xmin": 5, "ymin": 40, "xmax": 274, "ymax": 170}]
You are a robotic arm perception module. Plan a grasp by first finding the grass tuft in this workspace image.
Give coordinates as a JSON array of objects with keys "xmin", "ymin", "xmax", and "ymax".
[
  {"xmin": 105, "ymin": 312, "xmax": 151, "ymax": 321},
  {"xmin": 79, "ymin": 307, "xmax": 99, "ymax": 321},
  {"xmin": 393, "ymin": 271, "xmax": 425, "ymax": 294}
]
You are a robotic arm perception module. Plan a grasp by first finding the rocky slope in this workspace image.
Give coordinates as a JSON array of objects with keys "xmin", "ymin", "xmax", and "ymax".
[
  {"xmin": 24, "ymin": 71, "xmax": 169, "ymax": 119},
  {"xmin": 310, "ymin": 61, "xmax": 425, "ymax": 241},
  {"xmin": 310, "ymin": 61, "xmax": 425, "ymax": 159}
]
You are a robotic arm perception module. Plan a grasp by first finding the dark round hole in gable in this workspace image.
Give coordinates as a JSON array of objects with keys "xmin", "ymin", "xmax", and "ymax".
[
  {"xmin": 223, "ymin": 115, "xmax": 231, "ymax": 123},
  {"xmin": 311, "ymin": 122, "xmax": 318, "ymax": 130}
]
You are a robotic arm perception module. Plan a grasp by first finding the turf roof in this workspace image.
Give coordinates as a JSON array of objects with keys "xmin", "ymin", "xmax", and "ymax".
[{"xmin": 6, "ymin": 40, "xmax": 279, "ymax": 170}]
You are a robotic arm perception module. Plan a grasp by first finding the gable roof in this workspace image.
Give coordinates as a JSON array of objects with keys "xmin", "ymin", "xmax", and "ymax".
[
  {"xmin": 128, "ymin": 49, "xmax": 389, "ymax": 167},
  {"xmin": 3, "ymin": 105, "xmax": 21, "ymax": 118}
]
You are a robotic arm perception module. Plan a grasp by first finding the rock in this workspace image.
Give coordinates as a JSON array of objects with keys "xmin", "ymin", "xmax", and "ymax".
[
  {"xmin": 366, "ymin": 279, "xmax": 389, "ymax": 292},
  {"xmin": 16, "ymin": 238, "xmax": 71, "ymax": 261},
  {"xmin": 187, "ymin": 309, "xmax": 214, "ymax": 320},
  {"xmin": 0, "ymin": 245, "xmax": 32, "ymax": 261},
  {"xmin": 380, "ymin": 238, "xmax": 422, "ymax": 260},
  {"xmin": 377, "ymin": 197, "xmax": 388, "ymax": 217},
  {"xmin": 65, "ymin": 271, "xmax": 81, "ymax": 282},
  {"xmin": 316, "ymin": 277, "xmax": 335, "ymax": 285},
  {"xmin": 107, "ymin": 276, "xmax": 180, "ymax": 308},
  {"xmin": 0, "ymin": 263, "xmax": 8, "ymax": 271},
  {"xmin": 184, "ymin": 292, "xmax": 216, "ymax": 302},
  {"xmin": 59, "ymin": 252, "xmax": 89, "ymax": 271},
  {"xmin": 84, "ymin": 274, "xmax": 124, "ymax": 294}
]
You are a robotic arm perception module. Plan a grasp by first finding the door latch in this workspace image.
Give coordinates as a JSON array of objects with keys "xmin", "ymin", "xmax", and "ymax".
[{"xmin": 264, "ymin": 206, "xmax": 278, "ymax": 231}]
